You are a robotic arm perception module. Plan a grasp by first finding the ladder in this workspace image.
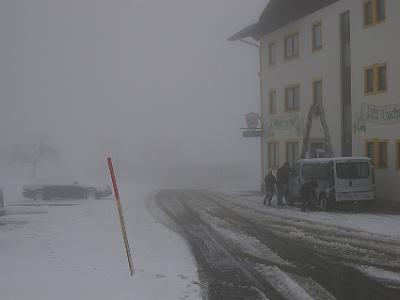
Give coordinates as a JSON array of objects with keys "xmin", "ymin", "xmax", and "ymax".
[{"xmin": 301, "ymin": 103, "xmax": 334, "ymax": 158}]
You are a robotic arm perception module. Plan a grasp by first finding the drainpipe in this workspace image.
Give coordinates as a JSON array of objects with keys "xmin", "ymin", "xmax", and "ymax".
[{"xmin": 258, "ymin": 43, "xmax": 265, "ymax": 193}]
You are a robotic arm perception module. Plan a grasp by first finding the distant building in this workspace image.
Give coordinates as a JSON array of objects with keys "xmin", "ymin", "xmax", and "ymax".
[{"xmin": 230, "ymin": 0, "xmax": 400, "ymax": 201}]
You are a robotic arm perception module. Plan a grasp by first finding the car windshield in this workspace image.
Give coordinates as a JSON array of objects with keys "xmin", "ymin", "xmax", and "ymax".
[{"xmin": 336, "ymin": 161, "xmax": 370, "ymax": 179}]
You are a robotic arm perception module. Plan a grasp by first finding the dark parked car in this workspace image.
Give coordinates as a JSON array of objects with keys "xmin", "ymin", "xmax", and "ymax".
[
  {"xmin": 23, "ymin": 181, "xmax": 112, "ymax": 200},
  {"xmin": 0, "ymin": 189, "xmax": 5, "ymax": 216}
]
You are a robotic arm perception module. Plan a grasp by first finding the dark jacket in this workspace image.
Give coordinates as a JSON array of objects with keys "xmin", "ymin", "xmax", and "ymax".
[
  {"xmin": 264, "ymin": 174, "xmax": 276, "ymax": 192},
  {"xmin": 277, "ymin": 163, "xmax": 290, "ymax": 186},
  {"xmin": 300, "ymin": 180, "xmax": 318, "ymax": 199}
]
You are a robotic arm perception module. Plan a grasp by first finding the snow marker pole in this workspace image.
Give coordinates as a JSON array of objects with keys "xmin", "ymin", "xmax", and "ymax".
[{"xmin": 107, "ymin": 157, "xmax": 134, "ymax": 276}]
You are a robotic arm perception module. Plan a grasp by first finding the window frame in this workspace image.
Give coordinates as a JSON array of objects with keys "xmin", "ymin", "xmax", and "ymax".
[
  {"xmin": 376, "ymin": 64, "xmax": 387, "ymax": 92},
  {"xmin": 375, "ymin": 0, "xmax": 386, "ymax": 23},
  {"xmin": 269, "ymin": 89, "xmax": 277, "ymax": 114},
  {"xmin": 363, "ymin": 0, "xmax": 386, "ymax": 27},
  {"xmin": 365, "ymin": 139, "xmax": 389, "ymax": 169},
  {"xmin": 284, "ymin": 85, "xmax": 300, "ymax": 112},
  {"xmin": 268, "ymin": 42, "xmax": 276, "ymax": 66},
  {"xmin": 284, "ymin": 32, "xmax": 299, "ymax": 61},
  {"xmin": 312, "ymin": 78, "xmax": 323, "ymax": 106},
  {"xmin": 364, "ymin": 64, "xmax": 388, "ymax": 95},
  {"xmin": 363, "ymin": 0, "xmax": 374, "ymax": 26},
  {"xmin": 286, "ymin": 141, "xmax": 299, "ymax": 167},
  {"xmin": 268, "ymin": 141, "xmax": 279, "ymax": 170},
  {"xmin": 312, "ymin": 21, "xmax": 323, "ymax": 51}
]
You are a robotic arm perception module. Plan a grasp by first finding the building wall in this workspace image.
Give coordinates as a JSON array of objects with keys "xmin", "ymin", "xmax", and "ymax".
[
  {"xmin": 350, "ymin": 0, "xmax": 400, "ymax": 200},
  {"xmin": 259, "ymin": 0, "xmax": 400, "ymax": 201}
]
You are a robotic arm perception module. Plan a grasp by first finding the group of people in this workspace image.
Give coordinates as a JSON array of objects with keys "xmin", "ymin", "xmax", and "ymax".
[{"xmin": 263, "ymin": 162, "xmax": 318, "ymax": 212}]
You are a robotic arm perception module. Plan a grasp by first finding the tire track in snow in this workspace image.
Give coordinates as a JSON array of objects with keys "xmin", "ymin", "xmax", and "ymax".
[{"xmin": 155, "ymin": 190, "xmax": 284, "ymax": 300}]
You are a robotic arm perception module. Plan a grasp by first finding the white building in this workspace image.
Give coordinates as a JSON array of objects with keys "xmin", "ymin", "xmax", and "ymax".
[{"xmin": 230, "ymin": 0, "xmax": 400, "ymax": 202}]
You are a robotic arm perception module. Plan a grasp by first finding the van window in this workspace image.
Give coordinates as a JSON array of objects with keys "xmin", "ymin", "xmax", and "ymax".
[
  {"xmin": 315, "ymin": 163, "xmax": 331, "ymax": 179},
  {"xmin": 302, "ymin": 163, "xmax": 331, "ymax": 180},
  {"xmin": 336, "ymin": 162, "xmax": 370, "ymax": 179},
  {"xmin": 301, "ymin": 164, "xmax": 315, "ymax": 180}
]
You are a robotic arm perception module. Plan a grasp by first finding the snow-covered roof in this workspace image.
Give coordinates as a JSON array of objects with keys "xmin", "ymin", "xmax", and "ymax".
[{"xmin": 229, "ymin": 0, "xmax": 339, "ymax": 41}]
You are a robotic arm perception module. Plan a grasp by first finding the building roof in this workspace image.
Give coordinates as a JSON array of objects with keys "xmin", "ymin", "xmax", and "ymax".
[{"xmin": 229, "ymin": 0, "xmax": 339, "ymax": 41}]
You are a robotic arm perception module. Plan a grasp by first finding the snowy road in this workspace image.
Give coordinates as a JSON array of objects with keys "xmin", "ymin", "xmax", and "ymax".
[{"xmin": 155, "ymin": 190, "xmax": 400, "ymax": 300}]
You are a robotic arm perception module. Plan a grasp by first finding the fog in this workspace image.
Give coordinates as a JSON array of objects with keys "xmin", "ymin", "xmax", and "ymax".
[{"xmin": 0, "ymin": 0, "xmax": 267, "ymax": 189}]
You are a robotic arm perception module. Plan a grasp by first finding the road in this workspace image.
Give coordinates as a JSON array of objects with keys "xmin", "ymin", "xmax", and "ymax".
[{"xmin": 155, "ymin": 190, "xmax": 400, "ymax": 300}]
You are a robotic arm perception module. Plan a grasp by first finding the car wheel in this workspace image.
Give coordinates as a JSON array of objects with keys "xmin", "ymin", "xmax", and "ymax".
[
  {"xmin": 34, "ymin": 191, "xmax": 44, "ymax": 201},
  {"xmin": 85, "ymin": 189, "xmax": 96, "ymax": 199}
]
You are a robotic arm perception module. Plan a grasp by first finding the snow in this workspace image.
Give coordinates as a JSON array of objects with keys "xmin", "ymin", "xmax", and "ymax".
[
  {"xmin": 2, "ymin": 184, "xmax": 400, "ymax": 299},
  {"xmin": 0, "ymin": 183, "xmax": 201, "ymax": 300},
  {"xmin": 221, "ymin": 191, "xmax": 400, "ymax": 239},
  {"xmin": 255, "ymin": 265, "xmax": 315, "ymax": 300},
  {"xmin": 199, "ymin": 211, "xmax": 292, "ymax": 267},
  {"xmin": 348, "ymin": 263, "xmax": 400, "ymax": 288}
]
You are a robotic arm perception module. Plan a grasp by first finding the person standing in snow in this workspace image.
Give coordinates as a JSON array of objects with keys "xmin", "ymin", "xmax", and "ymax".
[
  {"xmin": 300, "ymin": 179, "xmax": 318, "ymax": 212},
  {"xmin": 263, "ymin": 170, "xmax": 276, "ymax": 205},
  {"xmin": 276, "ymin": 162, "xmax": 290, "ymax": 206}
]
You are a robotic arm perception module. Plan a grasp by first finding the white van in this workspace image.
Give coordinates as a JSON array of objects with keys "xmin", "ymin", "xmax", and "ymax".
[{"xmin": 287, "ymin": 157, "xmax": 376, "ymax": 210}]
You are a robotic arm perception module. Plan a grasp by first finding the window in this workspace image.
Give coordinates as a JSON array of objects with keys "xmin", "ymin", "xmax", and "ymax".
[
  {"xmin": 364, "ymin": 1, "xmax": 373, "ymax": 25},
  {"xmin": 365, "ymin": 67, "xmax": 374, "ymax": 94},
  {"xmin": 366, "ymin": 141, "xmax": 375, "ymax": 165},
  {"xmin": 397, "ymin": 141, "xmax": 400, "ymax": 170},
  {"xmin": 313, "ymin": 79, "xmax": 323, "ymax": 105},
  {"xmin": 377, "ymin": 65, "xmax": 387, "ymax": 91},
  {"xmin": 268, "ymin": 42, "xmax": 276, "ymax": 65},
  {"xmin": 268, "ymin": 142, "xmax": 279, "ymax": 169},
  {"xmin": 378, "ymin": 142, "xmax": 388, "ymax": 168},
  {"xmin": 286, "ymin": 142, "xmax": 299, "ymax": 167},
  {"xmin": 285, "ymin": 85, "xmax": 300, "ymax": 111},
  {"xmin": 312, "ymin": 22, "xmax": 322, "ymax": 51},
  {"xmin": 365, "ymin": 140, "xmax": 388, "ymax": 168},
  {"xmin": 364, "ymin": 0, "xmax": 386, "ymax": 26},
  {"xmin": 376, "ymin": 0, "xmax": 386, "ymax": 22},
  {"xmin": 301, "ymin": 163, "xmax": 332, "ymax": 180},
  {"xmin": 284, "ymin": 33, "xmax": 299, "ymax": 60},
  {"xmin": 269, "ymin": 90, "xmax": 277, "ymax": 114},
  {"xmin": 364, "ymin": 64, "xmax": 387, "ymax": 94},
  {"xmin": 336, "ymin": 162, "xmax": 370, "ymax": 179}
]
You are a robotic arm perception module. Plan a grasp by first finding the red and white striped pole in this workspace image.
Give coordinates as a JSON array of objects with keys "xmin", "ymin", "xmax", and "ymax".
[{"xmin": 107, "ymin": 157, "xmax": 134, "ymax": 276}]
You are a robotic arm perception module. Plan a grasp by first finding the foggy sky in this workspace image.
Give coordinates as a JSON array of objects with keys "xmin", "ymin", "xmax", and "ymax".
[{"xmin": 0, "ymin": 0, "xmax": 267, "ymax": 183}]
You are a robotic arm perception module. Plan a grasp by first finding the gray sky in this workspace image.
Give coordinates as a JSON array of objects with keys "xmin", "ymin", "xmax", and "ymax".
[{"xmin": 0, "ymin": 0, "xmax": 267, "ymax": 183}]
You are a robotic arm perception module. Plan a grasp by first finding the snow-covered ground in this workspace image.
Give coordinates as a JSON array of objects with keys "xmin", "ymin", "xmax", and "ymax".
[
  {"xmin": 222, "ymin": 191, "xmax": 400, "ymax": 239},
  {"xmin": 0, "ymin": 183, "xmax": 201, "ymax": 300}
]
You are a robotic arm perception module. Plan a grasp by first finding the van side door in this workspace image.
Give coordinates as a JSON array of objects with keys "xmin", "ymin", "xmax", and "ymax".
[{"xmin": 288, "ymin": 162, "xmax": 301, "ymax": 200}]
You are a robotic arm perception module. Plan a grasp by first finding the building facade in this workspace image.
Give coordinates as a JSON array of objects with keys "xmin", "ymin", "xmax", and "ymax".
[{"xmin": 230, "ymin": 0, "xmax": 400, "ymax": 201}]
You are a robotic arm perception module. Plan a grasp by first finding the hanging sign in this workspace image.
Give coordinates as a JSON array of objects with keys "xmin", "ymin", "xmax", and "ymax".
[{"xmin": 242, "ymin": 113, "xmax": 263, "ymax": 138}]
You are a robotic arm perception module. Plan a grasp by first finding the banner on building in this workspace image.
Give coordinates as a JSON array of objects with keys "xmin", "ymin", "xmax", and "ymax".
[
  {"xmin": 266, "ymin": 113, "xmax": 304, "ymax": 137},
  {"xmin": 356, "ymin": 102, "xmax": 400, "ymax": 133}
]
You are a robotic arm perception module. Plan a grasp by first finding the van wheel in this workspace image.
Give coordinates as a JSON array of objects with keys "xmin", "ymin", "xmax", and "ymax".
[{"xmin": 319, "ymin": 195, "xmax": 330, "ymax": 211}]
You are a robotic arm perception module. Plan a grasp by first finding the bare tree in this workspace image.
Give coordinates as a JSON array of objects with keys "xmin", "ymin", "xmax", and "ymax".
[{"xmin": 7, "ymin": 137, "xmax": 61, "ymax": 179}]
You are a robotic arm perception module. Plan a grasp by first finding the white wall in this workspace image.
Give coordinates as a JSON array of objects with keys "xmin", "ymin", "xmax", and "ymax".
[{"xmin": 350, "ymin": 0, "xmax": 400, "ymax": 200}]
